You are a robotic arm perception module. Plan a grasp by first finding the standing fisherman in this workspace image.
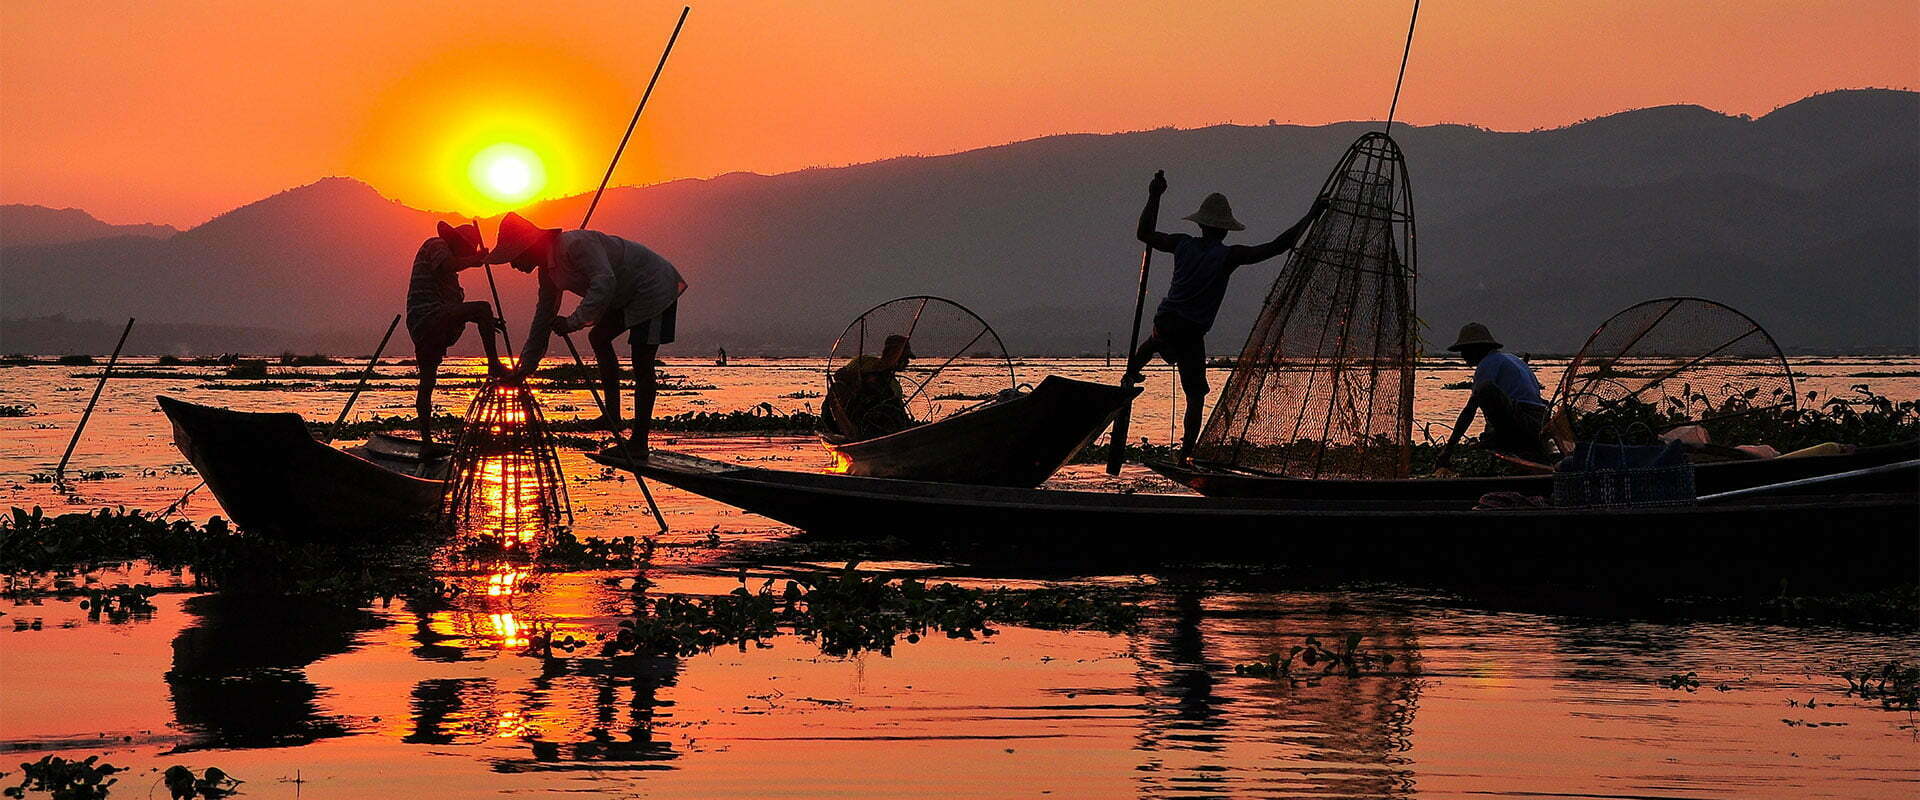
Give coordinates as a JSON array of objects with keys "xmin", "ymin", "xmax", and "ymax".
[
  {"xmin": 493, "ymin": 212, "xmax": 686, "ymax": 459},
  {"xmin": 1124, "ymin": 172, "xmax": 1328, "ymax": 459},
  {"xmin": 408, "ymin": 221, "xmax": 505, "ymax": 448}
]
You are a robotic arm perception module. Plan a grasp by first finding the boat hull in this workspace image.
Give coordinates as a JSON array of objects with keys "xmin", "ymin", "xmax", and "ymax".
[
  {"xmin": 158, "ymin": 396, "xmax": 444, "ymax": 537},
  {"xmin": 592, "ymin": 449, "xmax": 1918, "ymax": 590},
  {"xmin": 1148, "ymin": 440, "xmax": 1920, "ymax": 501},
  {"xmin": 822, "ymin": 375, "xmax": 1139, "ymax": 487}
]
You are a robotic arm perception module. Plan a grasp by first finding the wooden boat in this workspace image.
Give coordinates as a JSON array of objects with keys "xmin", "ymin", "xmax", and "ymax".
[
  {"xmin": 591, "ymin": 449, "xmax": 1917, "ymax": 589},
  {"xmin": 1147, "ymin": 440, "xmax": 1920, "ymax": 501},
  {"xmin": 822, "ymin": 375, "xmax": 1139, "ymax": 487},
  {"xmin": 158, "ymin": 396, "xmax": 445, "ymax": 536}
]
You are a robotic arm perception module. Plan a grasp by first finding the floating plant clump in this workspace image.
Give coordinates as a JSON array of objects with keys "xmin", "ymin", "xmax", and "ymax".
[{"xmin": 440, "ymin": 380, "xmax": 573, "ymax": 550}]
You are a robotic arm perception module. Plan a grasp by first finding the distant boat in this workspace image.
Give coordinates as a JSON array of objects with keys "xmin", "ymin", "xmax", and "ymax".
[
  {"xmin": 157, "ymin": 396, "xmax": 444, "ymax": 536},
  {"xmin": 821, "ymin": 376, "xmax": 1139, "ymax": 487},
  {"xmin": 588, "ymin": 448, "xmax": 1917, "ymax": 586}
]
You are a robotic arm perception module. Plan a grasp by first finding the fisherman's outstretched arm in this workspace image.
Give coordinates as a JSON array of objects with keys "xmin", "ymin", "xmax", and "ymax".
[
  {"xmin": 1231, "ymin": 196, "xmax": 1330, "ymax": 266},
  {"xmin": 1137, "ymin": 170, "xmax": 1176, "ymax": 251},
  {"xmin": 515, "ymin": 271, "xmax": 562, "ymax": 376},
  {"xmin": 1435, "ymin": 396, "xmax": 1479, "ymax": 467}
]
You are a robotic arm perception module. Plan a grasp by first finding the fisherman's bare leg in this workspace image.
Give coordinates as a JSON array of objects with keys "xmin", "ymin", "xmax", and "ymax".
[
  {"xmin": 588, "ymin": 314, "xmax": 625, "ymax": 436},
  {"xmin": 1123, "ymin": 336, "xmax": 1164, "ymax": 385},
  {"xmin": 630, "ymin": 342, "xmax": 659, "ymax": 456},
  {"xmin": 459, "ymin": 301, "xmax": 504, "ymax": 376},
  {"xmin": 1176, "ymin": 356, "xmax": 1209, "ymax": 458},
  {"xmin": 415, "ymin": 355, "xmax": 441, "ymax": 445}
]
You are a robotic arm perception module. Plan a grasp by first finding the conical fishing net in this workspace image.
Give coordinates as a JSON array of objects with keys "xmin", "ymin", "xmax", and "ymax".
[
  {"xmin": 1193, "ymin": 132, "xmax": 1417, "ymax": 479},
  {"xmin": 821, "ymin": 296, "xmax": 1016, "ymax": 441},
  {"xmin": 1554, "ymin": 297, "xmax": 1796, "ymax": 441},
  {"xmin": 441, "ymin": 380, "xmax": 573, "ymax": 548}
]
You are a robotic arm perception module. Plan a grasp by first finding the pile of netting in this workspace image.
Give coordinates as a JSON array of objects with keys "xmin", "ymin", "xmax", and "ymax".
[
  {"xmin": 1193, "ymin": 132, "xmax": 1418, "ymax": 479},
  {"xmin": 441, "ymin": 380, "xmax": 573, "ymax": 548},
  {"xmin": 1553, "ymin": 296, "xmax": 1796, "ymax": 443}
]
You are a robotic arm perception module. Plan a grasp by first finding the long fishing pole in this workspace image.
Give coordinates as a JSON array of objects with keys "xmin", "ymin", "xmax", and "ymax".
[
  {"xmin": 475, "ymin": 217, "xmax": 515, "ymax": 357},
  {"xmin": 554, "ymin": 4, "xmax": 689, "ymax": 534},
  {"xmin": 1383, "ymin": 0, "xmax": 1420, "ymax": 134},
  {"xmin": 55, "ymin": 317, "xmax": 134, "ymax": 488},
  {"xmin": 1106, "ymin": 190, "xmax": 1159, "ymax": 475},
  {"xmin": 324, "ymin": 314, "xmax": 401, "ymax": 443}
]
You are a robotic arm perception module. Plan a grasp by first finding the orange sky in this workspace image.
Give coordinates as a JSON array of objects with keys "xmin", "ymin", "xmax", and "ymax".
[{"xmin": 2, "ymin": 0, "xmax": 1914, "ymax": 227}]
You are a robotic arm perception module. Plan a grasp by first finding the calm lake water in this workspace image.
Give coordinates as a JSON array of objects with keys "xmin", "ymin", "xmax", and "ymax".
[{"xmin": 2, "ymin": 357, "xmax": 1917, "ymax": 798}]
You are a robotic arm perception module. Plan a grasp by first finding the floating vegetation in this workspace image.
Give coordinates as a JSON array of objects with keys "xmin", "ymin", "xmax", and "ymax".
[
  {"xmin": 1837, "ymin": 660, "xmax": 1920, "ymax": 711},
  {"xmin": 601, "ymin": 566, "xmax": 1141, "ymax": 659},
  {"xmin": 1, "ymin": 507, "xmax": 446, "ymax": 606},
  {"xmin": 1657, "ymin": 671, "xmax": 1701, "ymax": 692},
  {"xmin": 222, "ymin": 360, "xmax": 269, "ymax": 379},
  {"xmin": 1231, "ymin": 633, "xmax": 1404, "ymax": 680},
  {"xmin": 55, "ymin": 354, "xmax": 96, "ymax": 366},
  {"xmin": 0, "ymin": 403, "xmax": 33, "ymax": 417},
  {"xmin": 1848, "ymin": 370, "xmax": 1920, "ymax": 378},
  {"xmin": 4, "ymin": 754, "xmax": 122, "ymax": 800},
  {"xmin": 1440, "ymin": 380, "xmax": 1473, "ymax": 390},
  {"xmin": 78, "ymin": 584, "xmax": 158, "ymax": 623},
  {"xmin": 1071, "ymin": 440, "xmax": 1180, "ymax": 465},
  {"xmin": 161, "ymin": 766, "xmax": 240, "ymax": 800},
  {"xmin": 1571, "ymin": 386, "xmax": 1918, "ymax": 451}
]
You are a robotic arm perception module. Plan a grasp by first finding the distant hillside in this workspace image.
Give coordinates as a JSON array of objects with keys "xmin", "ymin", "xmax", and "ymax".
[
  {"xmin": 2, "ymin": 89, "xmax": 1915, "ymax": 356},
  {"xmin": 1, "ymin": 204, "xmax": 177, "ymax": 246}
]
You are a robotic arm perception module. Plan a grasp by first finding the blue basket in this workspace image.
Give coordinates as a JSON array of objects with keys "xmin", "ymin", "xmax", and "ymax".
[{"xmin": 1552, "ymin": 440, "xmax": 1697, "ymax": 508}]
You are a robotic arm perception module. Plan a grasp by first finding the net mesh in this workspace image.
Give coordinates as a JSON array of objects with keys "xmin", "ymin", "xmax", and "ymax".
[
  {"xmin": 1192, "ymin": 132, "xmax": 1417, "ymax": 479},
  {"xmin": 823, "ymin": 296, "xmax": 1016, "ymax": 440},
  {"xmin": 1554, "ymin": 297, "xmax": 1796, "ymax": 439},
  {"xmin": 441, "ymin": 380, "xmax": 573, "ymax": 549}
]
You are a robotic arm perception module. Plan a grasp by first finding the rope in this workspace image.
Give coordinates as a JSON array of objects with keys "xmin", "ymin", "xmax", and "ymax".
[{"xmin": 1384, "ymin": 0, "xmax": 1420, "ymax": 133}]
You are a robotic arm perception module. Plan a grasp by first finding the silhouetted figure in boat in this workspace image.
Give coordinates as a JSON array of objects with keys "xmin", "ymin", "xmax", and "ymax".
[
  {"xmin": 1435, "ymin": 323, "xmax": 1551, "ymax": 468},
  {"xmin": 1125, "ymin": 171, "xmax": 1329, "ymax": 459},
  {"xmin": 493, "ymin": 212, "xmax": 687, "ymax": 459},
  {"xmin": 823, "ymin": 334, "xmax": 916, "ymax": 440},
  {"xmin": 408, "ymin": 221, "xmax": 504, "ymax": 447}
]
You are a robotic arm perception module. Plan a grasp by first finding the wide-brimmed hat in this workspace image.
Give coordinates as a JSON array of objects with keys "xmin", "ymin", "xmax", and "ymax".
[
  {"xmin": 1447, "ymin": 322, "xmax": 1502, "ymax": 352},
  {"xmin": 486, "ymin": 212, "xmax": 559, "ymax": 264},
  {"xmin": 1182, "ymin": 193, "xmax": 1245, "ymax": 232},
  {"xmin": 436, "ymin": 221, "xmax": 487, "ymax": 259},
  {"xmin": 882, "ymin": 334, "xmax": 915, "ymax": 360}
]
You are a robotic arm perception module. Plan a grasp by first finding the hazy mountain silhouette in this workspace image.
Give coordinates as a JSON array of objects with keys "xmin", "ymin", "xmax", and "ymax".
[
  {"xmin": 1, "ymin": 204, "xmax": 177, "ymax": 246},
  {"xmin": 3, "ymin": 89, "xmax": 1914, "ymax": 356}
]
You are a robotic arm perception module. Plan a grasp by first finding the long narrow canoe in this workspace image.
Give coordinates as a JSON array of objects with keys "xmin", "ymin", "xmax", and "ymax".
[
  {"xmin": 1147, "ymin": 440, "xmax": 1920, "ymax": 502},
  {"xmin": 158, "ymin": 396, "xmax": 444, "ymax": 537},
  {"xmin": 590, "ymin": 449, "xmax": 1917, "ymax": 589},
  {"xmin": 822, "ymin": 375, "xmax": 1139, "ymax": 487}
]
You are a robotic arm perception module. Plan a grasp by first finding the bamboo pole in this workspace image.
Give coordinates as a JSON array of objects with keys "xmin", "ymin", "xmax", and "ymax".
[
  {"xmin": 324, "ymin": 315, "xmax": 401, "ymax": 443},
  {"xmin": 1106, "ymin": 236, "xmax": 1157, "ymax": 475},
  {"xmin": 54, "ymin": 317, "xmax": 134, "ymax": 487}
]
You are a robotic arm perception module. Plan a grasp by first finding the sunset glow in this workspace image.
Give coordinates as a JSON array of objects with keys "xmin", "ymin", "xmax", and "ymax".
[{"xmin": 470, "ymin": 143, "xmax": 547, "ymax": 206}]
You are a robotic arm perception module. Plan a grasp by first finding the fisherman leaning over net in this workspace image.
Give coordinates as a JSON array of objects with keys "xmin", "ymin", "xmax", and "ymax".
[
  {"xmin": 493, "ymin": 211, "xmax": 688, "ymax": 460},
  {"xmin": 1123, "ymin": 171, "xmax": 1329, "ymax": 460},
  {"xmin": 1435, "ymin": 322, "xmax": 1551, "ymax": 467},
  {"xmin": 408, "ymin": 221, "xmax": 506, "ymax": 449}
]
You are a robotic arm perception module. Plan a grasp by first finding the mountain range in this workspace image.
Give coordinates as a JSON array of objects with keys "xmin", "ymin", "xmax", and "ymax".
[{"xmin": 2, "ymin": 89, "xmax": 1914, "ymax": 356}]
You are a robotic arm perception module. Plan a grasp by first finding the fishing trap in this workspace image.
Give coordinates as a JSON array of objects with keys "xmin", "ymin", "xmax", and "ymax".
[{"xmin": 441, "ymin": 379, "xmax": 574, "ymax": 547}]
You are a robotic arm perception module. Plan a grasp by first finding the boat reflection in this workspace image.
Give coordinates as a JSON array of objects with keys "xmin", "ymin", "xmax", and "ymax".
[{"xmin": 166, "ymin": 595, "xmax": 384, "ymax": 750}]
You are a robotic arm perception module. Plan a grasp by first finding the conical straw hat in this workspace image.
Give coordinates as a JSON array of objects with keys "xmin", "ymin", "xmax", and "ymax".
[
  {"xmin": 1182, "ymin": 193, "xmax": 1245, "ymax": 231},
  {"xmin": 1446, "ymin": 322, "xmax": 1502, "ymax": 351}
]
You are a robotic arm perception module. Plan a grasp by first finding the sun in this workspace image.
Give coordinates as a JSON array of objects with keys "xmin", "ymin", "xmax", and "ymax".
[{"xmin": 469, "ymin": 142, "xmax": 547, "ymax": 205}]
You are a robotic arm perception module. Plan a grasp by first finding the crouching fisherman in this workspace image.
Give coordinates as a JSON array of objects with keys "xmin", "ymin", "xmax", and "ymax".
[
  {"xmin": 1124, "ymin": 170, "xmax": 1328, "ymax": 460},
  {"xmin": 1435, "ymin": 323, "xmax": 1551, "ymax": 468},
  {"xmin": 493, "ymin": 212, "xmax": 687, "ymax": 459},
  {"xmin": 409, "ymin": 221, "xmax": 505, "ymax": 448}
]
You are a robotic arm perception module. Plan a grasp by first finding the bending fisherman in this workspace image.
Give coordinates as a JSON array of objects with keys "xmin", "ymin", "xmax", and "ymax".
[
  {"xmin": 492, "ymin": 212, "xmax": 687, "ymax": 459},
  {"xmin": 1123, "ymin": 170, "xmax": 1328, "ymax": 459},
  {"xmin": 407, "ymin": 221, "xmax": 504, "ymax": 448},
  {"xmin": 1435, "ymin": 323, "xmax": 1551, "ymax": 467}
]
